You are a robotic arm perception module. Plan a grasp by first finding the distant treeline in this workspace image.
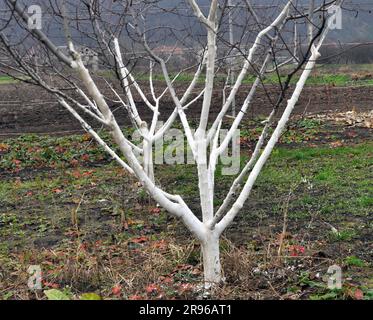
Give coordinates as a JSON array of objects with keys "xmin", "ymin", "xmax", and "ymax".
[{"xmin": 319, "ymin": 43, "xmax": 373, "ymax": 64}]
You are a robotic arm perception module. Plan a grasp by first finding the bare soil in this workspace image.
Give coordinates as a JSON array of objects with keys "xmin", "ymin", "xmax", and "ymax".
[
  {"xmin": 0, "ymin": 82, "xmax": 372, "ymax": 300},
  {"xmin": 1, "ymin": 82, "xmax": 372, "ymax": 137}
]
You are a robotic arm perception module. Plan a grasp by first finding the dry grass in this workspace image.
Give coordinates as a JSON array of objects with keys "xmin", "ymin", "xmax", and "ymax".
[{"xmin": 1, "ymin": 226, "xmax": 371, "ymax": 300}]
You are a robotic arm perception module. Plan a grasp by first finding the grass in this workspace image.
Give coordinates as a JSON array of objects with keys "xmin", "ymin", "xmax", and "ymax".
[
  {"xmin": 344, "ymin": 256, "xmax": 367, "ymax": 268},
  {"xmin": 5, "ymin": 63, "xmax": 373, "ymax": 88},
  {"xmin": 0, "ymin": 75, "xmax": 32, "ymax": 85},
  {"xmin": 0, "ymin": 76, "xmax": 18, "ymax": 85},
  {"xmin": 137, "ymin": 72, "xmax": 373, "ymax": 87},
  {"xmin": 99, "ymin": 64, "xmax": 373, "ymax": 87},
  {"xmin": 261, "ymin": 143, "xmax": 372, "ymax": 218},
  {"xmin": 0, "ymin": 125, "xmax": 372, "ymax": 300}
]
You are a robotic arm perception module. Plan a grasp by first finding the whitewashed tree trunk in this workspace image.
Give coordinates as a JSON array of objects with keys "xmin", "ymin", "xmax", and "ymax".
[
  {"xmin": 1, "ymin": 0, "xmax": 344, "ymax": 289},
  {"xmin": 201, "ymin": 231, "xmax": 221, "ymax": 285}
]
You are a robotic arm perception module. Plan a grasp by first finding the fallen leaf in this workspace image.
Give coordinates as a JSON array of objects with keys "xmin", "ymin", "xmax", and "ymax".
[
  {"xmin": 80, "ymin": 293, "xmax": 102, "ymax": 300},
  {"xmin": 112, "ymin": 285, "xmax": 122, "ymax": 296},
  {"xmin": 149, "ymin": 207, "xmax": 161, "ymax": 215},
  {"xmin": 178, "ymin": 283, "xmax": 195, "ymax": 294},
  {"xmin": 329, "ymin": 141, "xmax": 343, "ymax": 148},
  {"xmin": 72, "ymin": 170, "xmax": 82, "ymax": 178},
  {"xmin": 82, "ymin": 170, "xmax": 94, "ymax": 177},
  {"xmin": 129, "ymin": 295, "xmax": 144, "ymax": 300},
  {"xmin": 146, "ymin": 284, "xmax": 160, "ymax": 295},
  {"xmin": 130, "ymin": 236, "xmax": 149, "ymax": 244},
  {"xmin": 42, "ymin": 281, "xmax": 59, "ymax": 289},
  {"xmin": 288, "ymin": 245, "xmax": 305, "ymax": 257},
  {"xmin": 44, "ymin": 289, "xmax": 70, "ymax": 300},
  {"xmin": 151, "ymin": 240, "xmax": 168, "ymax": 250},
  {"xmin": 0, "ymin": 143, "xmax": 9, "ymax": 152},
  {"xmin": 354, "ymin": 289, "xmax": 364, "ymax": 300}
]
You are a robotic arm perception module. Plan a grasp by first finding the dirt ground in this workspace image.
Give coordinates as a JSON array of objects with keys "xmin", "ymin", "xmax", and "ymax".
[
  {"xmin": 0, "ymin": 81, "xmax": 372, "ymax": 300},
  {"xmin": 1, "ymin": 81, "xmax": 372, "ymax": 137},
  {"xmin": 0, "ymin": 116, "xmax": 371, "ymax": 300}
]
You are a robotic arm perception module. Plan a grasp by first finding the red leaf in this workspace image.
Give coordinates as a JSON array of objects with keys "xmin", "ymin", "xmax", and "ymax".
[
  {"xmin": 151, "ymin": 240, "xmax": 168, "ymax": 250},
  {"xmin": 72, "ymin": 170, "xmax": 82, "ymax": 178},
  {"xmin": 149, "ymin": 207, "xmax": 161, "ymax": 215},
  {"xmin": 55, "ymin": 146, "xmax": 65, "ymax": 154},
  {"xmin": 178, "ymin": 283, "xmax": 195, "ymax": 294},
  {"xmin": 159, "ymin": 276, "xmax": 173, "ymax": 284},
  {"xmin": 82, "ymin": 170, "xmax": 94, "ymax": 177},
  {"xmin": 42, "ymin": 281, "xmax": 59, "ymax": 289},
  {"xmin": 354, "ymin": 289, "xmax": 364, "ymax": 300},
  {"xmin": 70, "ymin": 159, "xmax": 79, "ymax": 167},
  {"xmin": 129, "ymin": 295, "xmax": 144, "ymax": 300},
  {"xmin": 330, "ymin": 141, "xmax": 343, "ymax": 148},
  {"xmin": 131, "ymin": 236, "xmax": 149, "ymax": 244},
  {"xmin": 0, "ymin": 143, "xmax": 10, "ymax": 152},
  {"xmin": 146, "ymin": 284, "xmax": 160, "ymax": 295},
  {"xmin": 288, "ymin": 245, "xmax": 305, "ymax": 257},
  {"xmin": 112, "ymin": 285, "xmax": 122, "ymax": 296}
]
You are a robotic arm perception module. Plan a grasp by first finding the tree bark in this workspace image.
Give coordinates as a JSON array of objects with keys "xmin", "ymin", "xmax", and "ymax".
[{"xmin": 201, "ymin": 231, "xmax": 222, "ymax": 287}]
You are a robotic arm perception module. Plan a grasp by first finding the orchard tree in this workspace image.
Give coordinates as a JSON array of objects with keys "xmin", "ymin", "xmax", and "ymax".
[{"xmin": 0, "ymin": 0, "xmax": 343, "ymax": 287}]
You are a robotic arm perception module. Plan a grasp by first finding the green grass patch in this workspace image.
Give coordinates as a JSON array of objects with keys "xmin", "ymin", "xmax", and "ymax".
[
  {"xmin": 0, "ymin": 76, "xmax": 18, "ymax": 84},
  {"xmin": 101, "ymin": 67, "xmax": 373, "ymax": 87},
  {"xmin": 344, "ymin": 256, "xmax": 367, "ymax": 267}
]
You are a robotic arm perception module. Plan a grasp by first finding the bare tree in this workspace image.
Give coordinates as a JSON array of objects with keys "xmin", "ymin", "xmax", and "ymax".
[{"xmin": 0, "ymin": 0, "xmax": 343, "ymax": 288}]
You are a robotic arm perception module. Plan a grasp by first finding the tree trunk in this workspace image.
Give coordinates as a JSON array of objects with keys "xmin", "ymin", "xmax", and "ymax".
[
  {"xmin": 143, "ymin": 139, "xmax": 155, "ymax": 183},
  {"xmin": 201, "ymin": 232, "xmax": 222, "ymax": 288}
]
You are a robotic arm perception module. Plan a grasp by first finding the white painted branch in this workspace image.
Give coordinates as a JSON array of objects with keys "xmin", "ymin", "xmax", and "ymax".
[
  {"xmin": 81, "ymin": 38, "xmax": 212, "ymax": 240},
  {"xmin": 207, "ymin": 1, "xmax": 292, "ymax": 142},
  {"xmin": 212, "ymin": 16, "xmax": 288, "ymax": 161},
  {"xmin": 244, "ymin": 0, "xmax": 261, "ymax": 25},
  {"xmin": 216, "ymin": 43, "xmax": 326, "ymax": 235},
  {"xmin": 158, "ymin": 59, "xmax": 197, "ymax": 155},
  {"xmin": 293, "ymin": 6, "xmax": 299, "ymax": 63},
  {"xmin": 208, "ymin": 108, "xmax": 276, "ymax": 229},
  {"xmin": 5, "ymin": 0, "xmax": 76, "ymax": 68},
  {"xmin": 308, "ymin": 0, "xmax": 316, "ymax": 45},
  {"xmin": 180, "ymin": 52, "xmax": 206, "ymax": 105},
  {"xmin": 150, "ymin": 99, "xmax": 160, "ymax": 136},
  {"xmin": 198, "ymin": 27, "xmax": 217, "ymax": 133},
  {"xmin": 127, "ymin": 69, "xmax": 156, "ymax": 112},
  {"xmin": 183, "ymin": 89, "xmax": 205, "ymax": 110},
  {"xmin": 74, "ymin": 56, "xmax": 203, "ymax": 238},
  {"xmin": 73, "ymin": 101, "xmax": 108, "ymax": 125},
  {"xmin": 213, "ymin": 54, "xmax": 271, "ymax": 159},
  {"xmin": 76, "ymin": 88, "xmax": 104, "ymax": 118},
  {"xmin": 149, "ymin": 61, "xmax": 157, "ymax": 102},
  {"xmin": 59, "ymin": 99, "xmax": 134, "ymax": 174},
  {"xmin": 112, "ymin": 38, "xmax": 144, "ymax": 127},
  {"xmin": 152, "ymin": 53, "xmax": 206, "ymax": 143},
  {"xmin": 187, "ymin": 0, "xmax": 211, "ymax": 27}
]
